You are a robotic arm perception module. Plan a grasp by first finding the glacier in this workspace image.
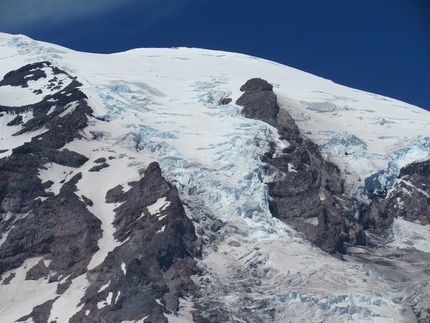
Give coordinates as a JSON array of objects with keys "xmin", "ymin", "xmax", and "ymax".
[{"xmin": 0, "ymin": 33, "xmax": 429, "ymax": 322}]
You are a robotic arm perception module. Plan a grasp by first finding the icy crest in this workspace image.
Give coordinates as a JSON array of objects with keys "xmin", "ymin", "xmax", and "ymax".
[
  {"xmin": 1, "ymin": 34, "xmax": 430, "ymax": 322},
  {"xmin": 318, "ymin": 130, "xmax": 430, "ymax": 196},
  {"xmin": 192, "ymin": 77, "xmax": 232, "ymax": 107},
  {"xmin": 67, "ymin": 53, "xmax": 429, "ymax": 321},
  {"xmin": 361, "ymin": 136, "xmax": 430, "ymax": 196},
  {"xmin": 95, "ymin": 81, "xmax": 159, "ymax": 121},
  {"xmin": 323, "ymin": 132, "xmax": 368, "ymax": 155},
  {"xmin": 87, "ymin": 74, "xmax": 419, "ymax": 322},
  {"xmin": 0, "ymin": 34, "xmax": 66, "ymax": 74}
]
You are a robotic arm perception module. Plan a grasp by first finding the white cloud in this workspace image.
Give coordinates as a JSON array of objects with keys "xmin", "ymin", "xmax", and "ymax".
[
  {"xmin": 0, "ymin": 0, "xmax": 194, "ymax": 31},
  {"xmin": 0, "ymin": 0, "xmax": 129, "ymax": 30}
]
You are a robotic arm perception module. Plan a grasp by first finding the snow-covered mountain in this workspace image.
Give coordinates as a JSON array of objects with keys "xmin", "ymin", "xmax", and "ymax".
[{"xmin": 0, "ymin": 33, "xmax": 429, "ymax": 323}]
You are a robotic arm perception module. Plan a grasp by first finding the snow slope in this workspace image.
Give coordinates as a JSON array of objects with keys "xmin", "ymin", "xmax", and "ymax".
[
  {"xmin": 0, "ymin": 33, "xmax": 429, "ymax": 322},
  {"xmin": 2, "ymin": 33, "xmax": 428, "ymax": 195}
]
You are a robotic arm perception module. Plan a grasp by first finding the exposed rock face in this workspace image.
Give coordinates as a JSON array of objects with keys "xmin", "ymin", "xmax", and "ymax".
[
  {"xmin": 265, "ymin": 146, "xmax": 365, "ymax": 256},
  {"xmin": 237, "ymin": 78, "xmax": 430, "ymax": 260},
  {"xmin": 355, "ymin": 162, "xmax": 429, "ymax": 252},
  {"xmin": 219, "ymin": 97, "xmax": 232, "ymax": 105},
  {"xmin": 236, "ymin": 78, "xmax": 280, "ymax": 128},
  {"xmin": 17, "ymin": 299, "xmax": 58, "ymax": 323},
  {"xmin": 237, "ymin": 78, "xmax": 365, "ymax": 256},
  {"xmin": 0, "ymin": 61, "xmax": 49, "ymax": 88},
  {"xmin": 70, "ymin": 162, "xmax": 200, "ymax": 322},
  {"xmin": 0, "ymin": 63, "xmax": 200, "ymax": 322},
  {"xmin": 0, "ymin": 172, "xmax": 102, "ymax": 276},
  {"xmin": 1, "ymin": 58, "xmax": 429, "ymax": 322},
  {"xmin": 362, "ymin": 159, "xmax": 430, "ymax": 233},
  {"xmin": 390, "ymin": 160, "xmax": 430, "ymax": 224},
  {"xmin": 0, "ymin": 62, "xmax": 98, "ymax": 277},
  {"xmin": 236, "ymin": 77, "xmax": 430, "ymax": 322}
]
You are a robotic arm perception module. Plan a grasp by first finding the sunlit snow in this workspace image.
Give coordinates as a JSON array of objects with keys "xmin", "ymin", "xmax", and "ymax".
[
  {"xmin": 0, "ymin": 32, "xmax": 429, "ymax": 322},
  {"xmin": 389, "ymin": 218, "xmax": 430, "ymax": 253},
  {"xmin": 147, "ymin": 196, "xmax": 170, "ymax": 216}
]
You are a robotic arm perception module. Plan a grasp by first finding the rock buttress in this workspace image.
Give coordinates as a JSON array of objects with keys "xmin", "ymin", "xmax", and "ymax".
[
  {"xmin": 70, "ymin": 162, "xmax": 201, "ymax": 322},
  {"xmin": 236, "ymin": 78, "xmax": 365, "ymax": 257}
]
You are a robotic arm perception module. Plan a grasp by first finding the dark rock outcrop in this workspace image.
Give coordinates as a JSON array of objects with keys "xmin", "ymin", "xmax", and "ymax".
[
  {"xmin": 0, "ymin": 62, "xmax": 202, "ymax": 323},
  {"xmin": 70, "ymin": 162, "xmax": 201, "ymax": 322},
  {"xmin": 237, "ymin": 78, "xmax": 430, "ymax": 258},
  {"xmin": 362, "ymin": 160, "xmax": 430, "ymax": 231},
  {"xmin": 219, "ymin": 97, "xmax": 232, "ymax": 105},
  {"xmin": 354, "ymin": 160, "xmax": 430, "ymax": 253},
  {"xmin": 88, "ymin": 162, "xmax": 110, "ymax": 172},
  {"xmin": 236, "ymin": 78, "xmax": 279, "ymax": 128},
  {"xmin": 6, "ymin": 115, "xmax": 23, "ymax": 126},
  {"xmin": 0, "ymin": 62, "xmax": 49, "ymax": 88},
  {"xmin": 392, "ymin": 160, "xmax": 430, "ymax": 224},
  {"xmin": 17, "ymin": 299, "xmax": 58, "ymax": 323},
  {"xmin": 237, "ymin": 78, "xmax": 365, "ymax": 256},
  {"xmin": 0, "ymin": 62, "xmax": 101, "ymax": 294}
]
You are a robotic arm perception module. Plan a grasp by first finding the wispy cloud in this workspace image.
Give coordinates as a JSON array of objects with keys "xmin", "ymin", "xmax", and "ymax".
[
  {"xmin": 0, "ymin": 0, "xmax": 193, "ymax": 32},
  {"xmin": 0, "ymin": 1, "xmax": 122, "ymax": 29}
]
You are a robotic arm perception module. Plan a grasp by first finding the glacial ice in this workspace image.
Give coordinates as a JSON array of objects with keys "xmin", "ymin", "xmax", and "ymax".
[
  {"xmin": 95, "ymin": 86, "xmax": 127, "ymax": 120},
  {"xmin": 92, "ymin": 77, "xmax": 418, "ymax": 322},
  {"xmin": 2, "ymin": 33, "xmax": 429, "ymax": 322},
  {"xmin": 389, "ymin": 218, "xmax": 430, "ymax": 253},
  {"xmin": 364, "ymin": 137, "xmax": 430, "ymax": 195},
  {"xmin": 320, "ymin": 129, "xmax": 430, "ymax": 197}
]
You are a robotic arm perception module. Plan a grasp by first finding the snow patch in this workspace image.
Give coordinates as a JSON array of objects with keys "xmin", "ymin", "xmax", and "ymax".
[
  {"xmin": 0, "ymin": 111, "xmax": 47, "ymax": 159},
  {"xmin": 48, "ymin": 274, "xmax": 90, "ymax": 323},
  {"xmin": 165, "ymin": 297, "xmax": 196, "ymax": 323},
  {"xmin": 98, "ymin": 280, "xmax": 111, "ymax": 293},
  {"xmin": 147, "ymin": 197, "xmax": 170, "ymax": 216},
  {"xmin": 288, "ymin": 163, "xmax": 297, "ymax": 173},
  {"xmin": 38, "ymin": 163, "xmax": 77, "ymax": 195},
  {"xmin": 388, "ymin": 218, "xmax": 430, "ymax": 253},
  {"xmin": 115, "ymin": 291, "xmax": 121, "ymax": 304},
  {"xmin": 318, "ymin": 189, "xmax": 326, "ymax": 201},
  {"xmin": 97, "ymin": 292, "xmax": 113, "ymax": 309},
  {"xmin": 304, "ymin": 217, "xmax": 319, "ymax": 226},
  {"xmin": 0, "ymin": 257, "xmax": 58, "ymax": 323},
  {"xmin": 0, "ymin": 65, "xmax": 73, "ymax": 107},
  {"xmin": 58, "ymin": 101, "xmax": 78, "ymax": 117},
  {"xmin": 120, "ymin": 316, "xmax": 148, "ymax": 323},
  {"xmin": 157, "ymin": 225, "xmax": 166, "ymax": 234}
]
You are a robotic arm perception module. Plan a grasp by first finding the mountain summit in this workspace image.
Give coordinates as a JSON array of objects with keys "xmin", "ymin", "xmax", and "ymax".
[{"xmin": 0, "ymin": 33, "xmax": 429, "ymax": 322}]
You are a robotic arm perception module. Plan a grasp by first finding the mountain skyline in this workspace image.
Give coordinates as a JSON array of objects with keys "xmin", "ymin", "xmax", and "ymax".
[
  {"xmin": 0, "ymin": 0, "xmax": 429, "ymax": 111},
  {"xmin": 0, "ymin": 33, "xmax": 429, "ymax": 322}
]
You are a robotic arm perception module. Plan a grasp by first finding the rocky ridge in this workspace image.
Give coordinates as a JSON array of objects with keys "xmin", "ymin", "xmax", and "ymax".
[
  {"xmin": 0, "ymin": 53, "xmax": 428, "ymax": 322},
  {"xmin": 0, "ymin": 63, "xmax": 200, "ymax": 322},
  {"xmin": 236, "ymin": 78, "xmax": 430, "ymax": 322},
  {"xmin": 236, "ymin": 78, "xmax": 365, "ymax": 257}
]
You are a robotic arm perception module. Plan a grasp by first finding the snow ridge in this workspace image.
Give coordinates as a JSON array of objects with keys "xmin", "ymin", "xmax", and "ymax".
[{"xmin": 0, "ymin": 33, "xmax": 429, "ymax": 322}]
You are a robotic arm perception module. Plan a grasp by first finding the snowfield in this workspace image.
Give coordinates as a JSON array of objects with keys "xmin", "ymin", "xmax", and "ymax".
[{"xmin": 0, "ymin": 33, "xmax": 429, "ymax": 322}]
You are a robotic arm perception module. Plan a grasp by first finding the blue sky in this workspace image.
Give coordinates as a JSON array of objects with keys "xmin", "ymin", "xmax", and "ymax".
[{"xmin": 0, "ymin": 0, "xmax": 429, "ymax": 110}]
